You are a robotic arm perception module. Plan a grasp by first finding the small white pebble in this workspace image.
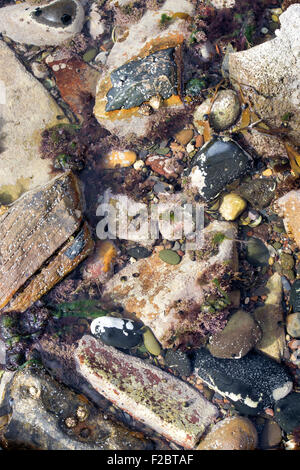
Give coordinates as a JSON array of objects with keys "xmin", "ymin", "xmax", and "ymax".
[
  {"xmin": 186, "ymin": 142, "xmax": 195, "ymax": 153},
  {"xmin": 133, "ymin": 160, "xmax": 144, "ymax": 171},
  {"xmin": 261, "ymin": 27, "xmax": 269, "ymax": 35}
]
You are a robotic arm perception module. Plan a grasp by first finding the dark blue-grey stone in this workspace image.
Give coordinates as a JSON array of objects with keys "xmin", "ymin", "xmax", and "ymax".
[
  {"xmin": 188, "ymin": 137, "xmax": 252, "ymax": 201},
  {"xmin": 194, "ymin": 348, "xmax": 293, "ymax": 415},
  {"xmin": 290, "ymin": 279, "xmax": 300, "ymax": 312},
  {"xmin": 274, "ymin": 393, "xmax": 300, "ymax": 433},
  {"xmin": 164, "ymin": 349, "xmax": 192, "ymax": 377},
  {"xmin": 127, "ymin": 246, "xmax": 152, "ymax": 260},
  {"xmin": 105, "ymin": 48, "xmax": 178, "ymax": 112},
  {"xmin": 246, "ymin": 237, "xmax": 270, "ymax": 267}
]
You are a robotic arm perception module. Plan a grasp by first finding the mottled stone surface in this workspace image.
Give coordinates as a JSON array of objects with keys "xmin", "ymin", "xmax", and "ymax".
[
  {"xmin": 194, "ymin": 349, "xmax": 293, "ymax": 415},
  {"xmin": 0, "ymin": 172, "xmax": 89, "ymax": 311},
  {"xmin": 93, "ymin": 0, "xmax": 194, "ymax": 140},
  {"xmin": 75, "ymin": 335, "xmax": 219, "ymax": 449},
  {"xmin": 197, "ymin": 416, "xmax": 258, "ymax": 450},
  {"xmin": 193, "ymin": 90, "xmax": 240, "ymax": 132},
  {"xmin": 0, "ymin": 40, "xmax": 68, "ymax": 204},
  {"xmin": 102, "ymin": 220, "xmax": 237, "ymax": 348},
  {"xmin": 274, "ymin": 392, "xmax": 300, "ymax": 433},
  {"xmin": 0, "ymin": 367, "xmax": 153, "ymax": 450},
  {"xmin": 0, "ymin": 0, "xmax": 85, "ymax": 46},
  {"xmin": 275, "ymin": 190, "xmax": 300, "ymax": 248},
  {"xmin": 254, "ymin": 273, "xmax": 287, "ymax": 362},
  {"xmin": 229, "ymin": 5, "xmax": 300, "ymax": 146},
  {"xmin": 106, "ymin": 48, "xmax": 178, "ymax": 112}
]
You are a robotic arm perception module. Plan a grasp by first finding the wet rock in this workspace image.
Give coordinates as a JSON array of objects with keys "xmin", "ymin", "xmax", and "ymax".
[
  {"xmin": 0, "ymin": 367, "xmax": 152, "ymax": 450},
  {"xmin": 126, "ymin": 246, "xmax": 152, "ymax": 260},
  {"xmin": 75, "ymin": 335, "xmax": 219, "ymax": 449},
  {"xmin": 93, "ymin": 0, "xmax": 193, "ymax": 140},
  {"xmin": 106, "ymin": 48, "xmax": 177, "ymax": 112},
  {"xmin": 274, "ymin": 392, "xmax": 300, "ymax": 433},
  {"xmin": 194, "ymin": 349, "xmax": 293, "ymax": 415},
  {"xmin": 175, "ymin": 128, "xmax": 194, "ymax": 146},
  {"xmin": 193, "ymin": 90, "xmax": 240, "ymax": 132},
  {"xmin": 100, "ymin": 150, "xmax": 137, "ymax": 169},
  {"xmin": 238, "ymin": 178, "xmax": 276, "ymax": 210},
  {"xmin": 254, "ymin": 273, "xmax": 287, "ymax": 362},
  {"xmin": 229, "ymin": 5, "xmax": 300, "ymax": 146},
  {"xmin": 197, "ymin": 416, "xmax": 258, "ymax": 450},
  {"xmin": 280, "ymin": 253, "xmax": 294, "ymax": 270},
  {"xmin": 246, "ymin": 237, "xmax": 270, "ymax": 267},
  {"xmin": 188, "ymin": 137, "xmax": 252, "ymax": 202},
  {"xmin": 164, "ymin": 349, "xmax": 192, "ymax": 377},
  {"xmin": 286, "ymin": 313, "xmax": 300, "ymax": 338},
  {"xmin": 90, "ymin": 316, "xmax": 143, "ymax": 349},
  {"xmin": 146, "ymin": 155, "xmax": 183, "ymax": 179},
  {"xmin": 102, "ymin": 220, "xmax": 238, "ymax": 348},
  {"xmin": 289, "ymin": 279, "xmax": 300, "ymax": 312},
  {"xmin": 211, "ymin": 0, "xmax": 236, "ymax": 8},
  {"xmin": 0, "ymin": 0, "xmax": 85, "ymax": 46},
  {"xmin": 275, "ymin": 190, "xmax": 300, "ymax": 249},
  {"xmin": 0, "ymin": 40, "xmax": 68, "ymax": 204},
  {"xmin": 260, "ymin": 420, "xmax": 282, "ymax": 449},
  {"xmin": 31, "ymin": 62, "xmax": 48, "ymax": 80},
  {"xmin": 0, "ymin": 172, "xmax": 93, "ymax": 312},
  {"xmin": 219, "ymin": 193, "xmax": 247, "ymax": 221},
  {"xmin": 46, "ymin": 54, "xmax": 100, "ymax": 118},
  {"xmin": 159, "ymin": 249, "xmax": 181, "ymax": 265},
  {"xmin": 82, "ymin": 240, "xmax": 117, "ymax": 281},
  {"xmin": 208, "ymin": 310, "xmax": 262, "ymax": 359}
]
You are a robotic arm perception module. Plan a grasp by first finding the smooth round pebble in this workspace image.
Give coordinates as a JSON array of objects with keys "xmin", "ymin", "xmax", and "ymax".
[
  {"xmin": 194, "ymin": 90, "xmax": 240, "ymax": 132},
  {"xmin": 286, "ymin": 313, "xmax": 300, "ymax": 338},
  {"xmin": 274, "ymin": 393, "xmax": 300, "ymax": 433},
  {"xmin": 197, "ymin": 416, "xmax": 258, "ymax": 450},
  {"xmin": 246, "ymin": 237, "xmax": 270, "ymax": 267},
  {"xmin": 159, "ymin": 249, "xmax": 181, "ymax": 265},
  {"xmin": 142, "ymin": 328, "xmax": 161, "ymax": 356},
  {"xmin": 219, "ymin": 193, "xmax": 247, "ymax": 221},
  {"xmin": 260, "ymin": 420, "xmax": 282, "ymax": 449}
]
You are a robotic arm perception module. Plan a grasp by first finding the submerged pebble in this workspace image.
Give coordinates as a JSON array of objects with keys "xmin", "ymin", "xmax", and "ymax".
[
  {"xmin": 158, "ymin": 249, "xmax": 181, "ymax": 265},
  {"xmin": 219, "ymin": 193, "xmax": 247, "ymax": 221},
  {"xmin": 142, "ymin": 328, "xmax": 161, "ymax": 356},
  {"xmin": 164, "ymin": 349, "xmax": 192, "ymax": 376}
]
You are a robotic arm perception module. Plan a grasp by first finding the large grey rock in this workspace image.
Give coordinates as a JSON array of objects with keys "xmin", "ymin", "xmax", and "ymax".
[
  {"xmin": 0, "ymin": 0, "xmax": 85, "ymax": 46},
  {"xmin": 229, "ymin": 5, "xmax": 300, "ymax": 146},
  {"xmin": 75, "ymin": 335, "xmax": 219, "ymax": 449},
  {"xmin": 0, "ymin": 40, "xmax": 68, "ymax": 204}
]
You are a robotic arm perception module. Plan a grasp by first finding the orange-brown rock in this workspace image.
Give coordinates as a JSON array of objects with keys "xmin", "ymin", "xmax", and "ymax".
[
  {"xmin": 275, "ymin": 190, "xmax": 300, "ymax": 248},
  {"xmin": 0, "ymin": 171, "xmax": 93, "ymax": 312},
  {"xmin": 197, "ymin": 416, "xmax": 258, "ymax": 450}
]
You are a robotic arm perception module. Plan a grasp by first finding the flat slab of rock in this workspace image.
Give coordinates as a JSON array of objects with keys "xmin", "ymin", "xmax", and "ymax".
[
  {"xmin": 75, "ymin": 335, "xmax": 219, "ymax": 449},
  {"xmin": 0, "ymin": 40, "xmax": 68, "ymax": 204},
  {"xmin": 194, "ymin": 349, "xmax": 293, "ymax": 415},
  {"xmin": 229, "ymin": 5, "xmax": 300, "ymax": 146},
  {"xmin": 102, "ymin": 220, "xmax": 237, "ymax": 348},
  {"xmin": 0, "ymin": 171, "xmax": 91, "ymax": 311}
]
